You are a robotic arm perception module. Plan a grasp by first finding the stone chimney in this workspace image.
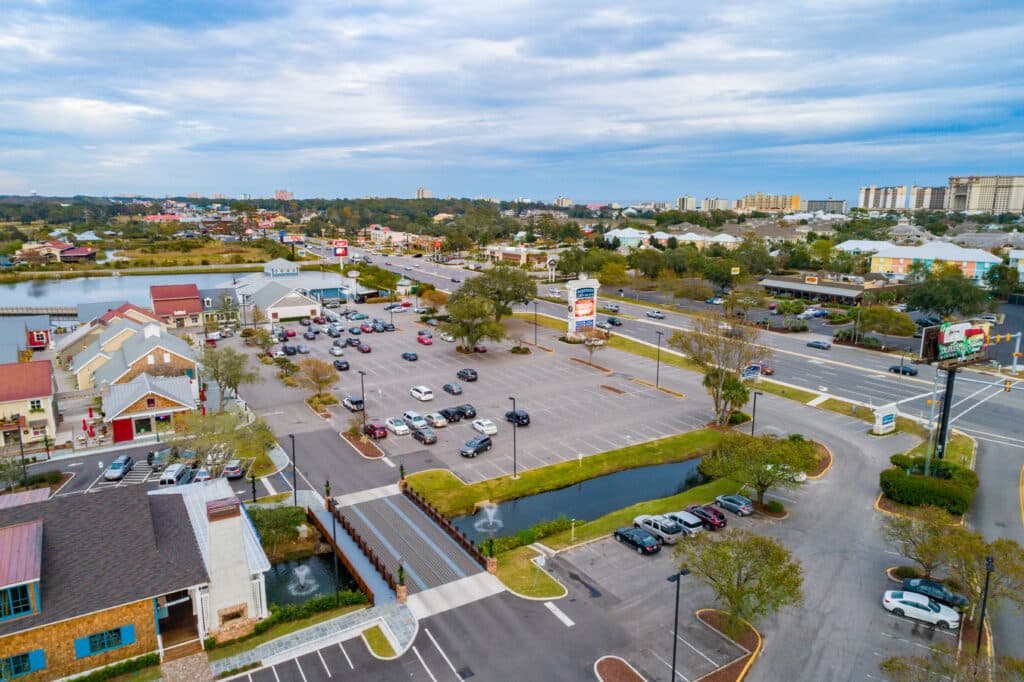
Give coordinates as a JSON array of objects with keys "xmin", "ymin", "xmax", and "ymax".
[{"xmin": 205, "ymin": 497, "xmax": 257, "ymax": 641}]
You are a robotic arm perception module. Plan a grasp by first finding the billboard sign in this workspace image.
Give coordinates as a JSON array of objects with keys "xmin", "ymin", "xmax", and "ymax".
[
  {"xmin": 566, "ymin": 277, "xmax": 599, "ymax": 333},
  {"xmin": 920, "ymin": 321, "xmax": 990, "ymax": 363},
  {"xmin": 334, "ymin": 246, "xmax": 348, "ymax": 257},
  {"xmin": 333, "ymin": 239, "xmax": 349, "ymax": 248},
  {"xmin": 281, "ymin": 234, "xmax": 305, "ymax": 244}
]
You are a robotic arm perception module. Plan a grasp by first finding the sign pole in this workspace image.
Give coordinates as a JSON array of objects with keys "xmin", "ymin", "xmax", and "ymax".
[{"xmin": 934, "ymin": 367, "xmax": 958, "ymax": 461}]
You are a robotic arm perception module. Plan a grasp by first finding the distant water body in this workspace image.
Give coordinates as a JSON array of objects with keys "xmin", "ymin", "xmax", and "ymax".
[{"xmin": 0, "ymin": 274, "xmax": 236, "ymax": 308}]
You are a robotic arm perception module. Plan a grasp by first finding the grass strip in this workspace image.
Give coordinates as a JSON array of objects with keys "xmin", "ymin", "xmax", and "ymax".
[
  {"xmin": 495, "ymin": 546, "xmax": 567, "ymax": 599},
  {"xmin": 206, "ymin": 604, "xmax": 365, "ymax": 661},
  {"xmin": 756, "ymin": 380, "xmax": 819, "ymax": 404},
  {"xmin": 907, "ymin": 432, "xmax": 973, "ymax": 465},
  {"xmin": 817, "ymin": 398, "xmax": 928, "ymax": 439},
  {"xmin": 363, "ymin": 625, "xmax": 396, "ymax": 658},
  {"xmin": 406, "ymin": 429, "xmax": 723, "ymax": 517}
]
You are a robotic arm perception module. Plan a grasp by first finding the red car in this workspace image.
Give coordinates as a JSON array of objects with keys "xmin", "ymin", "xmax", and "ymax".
[
  {"xmin": 363, "ymin": 419, "xmax": 387, "ymax": 439},
  {"xmin": 285, "ymin": 329, "xmax": 297, "ymax": 337},
  {"xmin": 313, "ymin": 316, "xmax": 326, "ymax": 325},
  {"xmin": 360, "ymin": 323, "xmax": 373, "ymax": 333},
  {"xmin": 358, "ymin": 344, "xmax": 372, "ymax": 353},
  {"xmin": 417, "ymin": 335, "xmax": 433, "ymax": 345},
  {"xmin": 473, "ymin": 344, "xmax": 487, "ymax": 353},
  {"xmin": 685, "ymin": 504, "xmax": 727, "ymax": 530},
  {"xmin": 400, "ymin": 301, "xmax": 413, "ymax": 307}
]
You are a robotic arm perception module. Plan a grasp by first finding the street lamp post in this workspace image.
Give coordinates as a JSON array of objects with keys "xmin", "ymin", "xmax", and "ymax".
[
  {"xmin": 533, "ymin": 300, "xmax": 539, "ymax": 346},
  {"xmin": 508, "ymin": 396, "xmax": 518, "ymax": 479},
  {"xmin": 288, "ymin": 433, "xmax": 297, "ymax": 507},
  {"xmin": 976, "ymin": 556, "xmax": 995, "ymax": 655},
  {"xmin": 358, "ymin": 370, "xmax": 367, "ymax": 430},
  {"xmin": 655, "ymin": 331, "xmax": 664, "ymax": 388},
  {"xmin": 751, "ymin": 391, "xmax": 764, "ymax": 436},
  {"xmin": 667, "ymin": 569, "xmax": 691, "ymax": 681}
]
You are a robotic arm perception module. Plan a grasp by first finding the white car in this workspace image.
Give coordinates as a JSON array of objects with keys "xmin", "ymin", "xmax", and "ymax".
[
  {"xmin": 439, "ymin": 332, "xmax": 454, "ymax": 342},
  {"xmin": 548, "ymin": 287, "xmax": 561, "ymax": 295},
  {"xmin": 410, "ymin": 385, "xmax": 434, "ymax": 401},
  {"xmin": 385, "ymin": 418, "xmax": 410, "ymax": 435},
  {"xmin": 882, "ymin": 590, "xmax": 960, "ymax": 629},
  {"xmin": 472, "ymin": 419, "xmax": 498, "ymax": 435},
  {"xmin": 424, "ymin": 413, "xmax": 448, "ymax": 428},
  {"xmin": 329, "ymin": 346, "xmax": 344, "ymax": 357},
  {"xmin": 980, "ymin": 314, "xmax": 998, "ymax": 323}
]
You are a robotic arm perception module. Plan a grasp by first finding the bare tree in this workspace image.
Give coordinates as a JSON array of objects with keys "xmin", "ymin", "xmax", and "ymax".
[
  {"xmin": 293, "ymin": 358, "xmax": 338, "ymax": 399},
  {"xmin": 581, "ymin": 328, "xmax": 608, "ymax": 366}
]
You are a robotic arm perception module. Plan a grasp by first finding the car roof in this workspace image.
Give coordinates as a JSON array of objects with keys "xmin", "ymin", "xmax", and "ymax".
[{"xmin": 897, "ymin": 590, "xmax": 929, "ymax": 603}]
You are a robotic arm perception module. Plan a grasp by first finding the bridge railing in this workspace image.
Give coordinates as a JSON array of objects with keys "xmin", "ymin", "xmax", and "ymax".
[
  {"xmin": 305, "ymin": 502, "xmax": 398, "ymax": 604},
  {"xmin": 403, "ymin": 484, "xmax": 487, "ymax": 569}
]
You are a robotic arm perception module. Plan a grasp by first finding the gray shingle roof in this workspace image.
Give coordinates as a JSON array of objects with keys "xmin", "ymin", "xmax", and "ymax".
[
  {"xmin": 102, "ymin": 373, "xmax": 196, "ymax": 420},
  {"xmin": 93, "ymin": 325, "xmax": 196, "ymax": 386},
  {"xmin": 76, "ymin": 300, "xmax": 130, "ymax": 324},
  {"xmin": 198, "ymin": 288, "xmax": 239, "ymax": 312},
  {"xmin": 0, "ymin": 486, "xmax": 208, "ymax": 638},
  {"xmin": 250, "ymin": 281, "xmax": 306, "ymax": 310}
]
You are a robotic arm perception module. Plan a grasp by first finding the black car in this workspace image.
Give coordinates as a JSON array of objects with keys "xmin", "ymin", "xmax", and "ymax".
[
  {"xmin": 606, "ymin": 317, "xmax": 623, "ymax": 326},
  {"xmin": 402, "ymin": 352, "xmax": 418, "ymax": 361},
  {"xmin": 346, "ymin": 337, "xmax": 362, "ymax": 347},
  {"xmin": 303, "ymin": 330, "xmax": 316, "ymax": 340},
  {"xmin": 613, "ymin": 527, "xmax": 661, "ymax": 555},
  {"xmin": 505, "ymin": 410, "xmax": 530, "ymax": 426},
  {"xmin": 333, "ymin": 359, "xmax": 350, "ymax": 371},
  {"xmin": 806, "ymin": 340, "xmax": 831, "ymax": 350},
  {"xmin": 460, "ymin": 435, "xmax": 492, "ymax": 457},
  {"xmin": 439, "ymin": 407, "xmax": 463, "ymax": 423},
  {"xmin": 902, "ymin": 578, "xmax": 969, "ymax": 608},
  {"xmin": 412, "ymin": 427, "xmax": 437, "ymax": 445},
  {"xmin": 443, "ymin": 382, "xmax": 462, "ymax": 395},
  {"xmin": 456, "ymin": 404, "xmax": 477, "ymax": 419},
  {"xmin": 276, "ymin": 332, "xmax": 288, "ymax": 342},
  {"xmin": 283, "ymin": 345, "xmax": 298, "ymax": 356},
  {"xmin": 889, "ymin": 365, "xmax": 918, "ymax": 376},
  {"xmin": 300, "ymin": 319, "xmax": 312, "ymax": 326},
  {"xmin": 457, "ymin": 368, "xmax": 478, "ymax": 382},
  {"xmin": 451, "ymin": 277, "xmax": 461, "ymax": 283}
]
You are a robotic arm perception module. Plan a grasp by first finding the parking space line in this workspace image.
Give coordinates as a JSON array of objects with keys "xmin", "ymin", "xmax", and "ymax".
[
  {"xmin": 412, "ymin": 646, "xmax": 439, "ymax": 682},
  {"xmin": 668, "ymin": 629, "xmax": 719, "ymax": 667},
  {"xmin": 338, "ymin": 643, "xmax": 354, "ymax": 669},
  {"xmin": 424, "ymin": 628, "xmax": 460, "ymax": 679},
  {"xmin": 294, "ymin": 659, "xmax": 308, "ymax": 682},
  {"xmin": 649, "ymin": 650, "xmax": 689, "ymax": 682},
  {"xmin": 317, "ymin": 650, "xmax": 331, "ymax": 677},
  {"xmin": 272, "ymin": 665, "xmax": 280, "ymax": 682}
]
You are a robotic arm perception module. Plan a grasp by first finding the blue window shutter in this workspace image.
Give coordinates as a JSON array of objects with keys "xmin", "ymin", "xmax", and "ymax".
[
  {"xmin": 28, "ymin": 649, "xmax": 46, "ymax": 672},
  {"xmin": 121, "ymin": 624, "xmax": 136, "ymax": 646},
  {"xmin": 73, "ymin": 636, "xmax": 91, "ymax": 658}
]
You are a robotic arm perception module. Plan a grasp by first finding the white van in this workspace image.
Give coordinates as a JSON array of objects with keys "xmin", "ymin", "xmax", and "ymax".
[
  {"xmin": 159, "ymin": 463, "xmax": 193, "ymax": 486},
  {"xmin": 633, "ymin": 514, "xmax": 684, "ymax": 545},
  {"xmin": 402, "ymin": 411, "xmax": 428, "ymax": 430},
  {"xmin": 666, "ymin": 510, "xmax": 704, "ymax": 537}
]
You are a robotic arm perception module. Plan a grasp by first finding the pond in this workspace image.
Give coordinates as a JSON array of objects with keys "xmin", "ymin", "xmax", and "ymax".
[
  {"xmin": 0, "ymin": 273, "xmax": 235, "ymax": 307},
  {"xmin": 451, "ymin": 457, "xmax": 704, "ymax": 544},
  {"xmin": 264, "ymin": 553, "xmax": 358, "ymax": 607}
]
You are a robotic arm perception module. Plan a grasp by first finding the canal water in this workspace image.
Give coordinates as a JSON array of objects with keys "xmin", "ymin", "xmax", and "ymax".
[
  {"xmin": 451, "ymin": 458, "xmax": 704, "ymax": 544},
  {"xmin": 0, "ymin": 273, "xmax": 234, "ymax": 308}
]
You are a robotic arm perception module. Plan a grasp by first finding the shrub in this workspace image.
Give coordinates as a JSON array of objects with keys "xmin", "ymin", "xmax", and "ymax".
[
  {"xmin": 252, "ymin": 591, "xmax": 368, "ymax": 635},
  {"xmin": 833, "ymin": 328, "xmax": 855, "ymax": 341},
  {"xmin": 66, "ymin": 653, "xmax": 160, "ymax": 682},
  {"xmin": 766, "ymin": 500, "xmax": 785, "ymax": 514},
  {"xmin": 28, "ymin": 471, "xmax": 62, "ymax": 485},
  {"xmin": 879, "ymin": 468, "xmax": 975, "ymax": 515},
  {"xmin": 861, "ymin": 336, "xmax": 882, "ymax": 349},
  {"xmin": 787, "ymin": 433, "xmax": 806, "ymax": 443},
  {"xmin": 893, "ymin": 565, "xmax": 922, "ymax": 580},
  {"xmin": 728, "ymin": 411, "xmax": 751, "ymax": 425},
  {"xmin": 241, "ymin": 328, "xmax": 256, "ymax": 338},
  {"xmin": 790, "ymin": 323, "xmax": 809, "ymax": 332},
  {"xmin": 492, "ymin": 517, "xmax": 572, "ymax": 555}
]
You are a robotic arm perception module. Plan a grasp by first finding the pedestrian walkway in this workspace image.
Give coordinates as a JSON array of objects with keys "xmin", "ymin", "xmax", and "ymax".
[
  {"xmin": 313, "ymin": 509, "xmax": 395, "ymax": 603},
  {"xmin": 406, "ymin": 572, "xmax": 504, "ymax": 620}
]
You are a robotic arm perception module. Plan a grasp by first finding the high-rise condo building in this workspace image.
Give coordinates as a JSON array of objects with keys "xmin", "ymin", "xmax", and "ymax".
[
  {"xmin": 858, "ymin": 185, "xmax": 906, "ymax": 210},
  {"xmin": 946, "ymin": 176, "xmax": 1024, "ymax": 213},
  {"xmin": 677, "ymin": 196, "xmax": 697, "ymax": 211},
  {"xmin": 909, "ymin": 186, "xmax": 947, "ymax": 210},
  {"xmin": 416, "ymin": 188, "xmax": 432, "ymax": 199},
  {"xmin": 735, "ymin": 192, "xmax": 801, "ymax": 212}
]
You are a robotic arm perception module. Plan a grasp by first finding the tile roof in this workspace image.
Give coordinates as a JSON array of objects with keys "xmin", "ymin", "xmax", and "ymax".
[
  {"xmin": 102, "ymin": 373, "xmax": 196, "ymax": 420},
  {"xmin": 0, "ymin": 520, "xmax": 43, "ymax": 588},
  {"xmin": 0, "ymin": 360, "xmax": 53, "ymax": 402},
  {"xmin": 0, "ymin": 486, "xmax": 207, "ymax": 637}
]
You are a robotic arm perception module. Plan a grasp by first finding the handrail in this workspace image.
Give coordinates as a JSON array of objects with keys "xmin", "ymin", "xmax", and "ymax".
[{"xmin": 403, "ymin": 485, "xmax": 487, "ymax": 568}]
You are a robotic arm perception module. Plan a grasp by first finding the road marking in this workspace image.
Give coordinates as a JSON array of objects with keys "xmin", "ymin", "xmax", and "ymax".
[
  {"xmin": 272, "ymin": 666, "xmax": 280, "ymax": 682},
  {"xmin": 262, "ymin": 477, "xmax": 277, "ymax": 495},
  {"xmin": 949, "ymin": 387, "xmax": 1009, "ymax": 425},
  {"xmin": 1019, "ymin": 464, "xmax": 1023, "ymax": 532},
  {"xmin": 967, "ymin": 435, "xmax": 1024, "ymax": 449},
  {"xmin": 68, "ymin": 462, "xmax": 82, "ymax": 467},
  {"xmin": 544, "ymin": 601, "xmax": 575, "ymax": 627},
  {"xmin": 294, "ymin": 658, "xmax": 308, "ymax": 682},
  {"xmin": 668, "ymin": 629, "xmax": 719, "ymax": 666},
  {"xmin": 380, "ymin": 456, "xmax": 396, "ymax": 469},
  {"xmin": 317, "ymin": 650, "xmax": 331, "ymax": 677},
  {"xmin": 957, "ymin": 426, "xmax": 1024, "ymax": 444},
  {"xmin": 424, "ymin": 628, "xmax": 460, "ymax": 679},
  {"xmin": 649, "ymin": 649, "xmax": 690, "ymax": 681},
  {"xmin": 338, "ymin": 643, "xmax": 354, "ymax": 669},
  {"xmin": 412, "ymin": 646, "xmax": 438, "ymax": 682}
]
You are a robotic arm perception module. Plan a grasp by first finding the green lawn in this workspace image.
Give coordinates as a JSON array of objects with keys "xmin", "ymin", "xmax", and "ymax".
[
  {"xmin": 907, "ymin": 432, "xmax": 974, "ymax": 467},
  {"xmin": 818, "ymin": 398, "xmax": 928, "ymax": 440},
  {"xmin": 756, "ymin": 380, "xmax": 819, "ymax": 404},
  {"xmin": 206, "ymin": 604, "xmax": 366, "ymax": 661},
  {"xmin": 363, "ymin": 625, "xmax": 396, "ymax": 658},
  {"xmin": 495, "ymin": 546, "xmax": 567, "ymax": 598},
  {"xmin": 406, "ymin": 429, "xmax": 723, "ymax": 516}
]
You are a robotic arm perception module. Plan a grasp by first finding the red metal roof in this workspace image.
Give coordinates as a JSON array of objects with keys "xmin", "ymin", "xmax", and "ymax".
[
  {"xmin": 150, "ymin": 284, "xmax": 200, "ymax": 300},
  {"xmin": 153, "ymin": 299, "xmax": 203, "ymax": 317},
  {"xmin": 0, "ymin": 519, "xmax": 43, "ymax": 587},
  {"xmin": 0, "ymin": 360, "xmax": 53, "ymax": 402}
]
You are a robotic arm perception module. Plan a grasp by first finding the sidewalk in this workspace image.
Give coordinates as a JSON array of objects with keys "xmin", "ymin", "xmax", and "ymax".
[{"xmin": 209, "ymin": 601, "xmax": 417, "ymax": 677}]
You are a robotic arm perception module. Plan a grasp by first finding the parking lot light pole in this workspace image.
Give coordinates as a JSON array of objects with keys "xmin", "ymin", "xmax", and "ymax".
[
  {"xmin": 509, "ymin": 396, "xmax": 518, "ymax": 479},
  {"xmin": 751, "ymin": 391, "xmax": 764, "ymax": 436},
  {"xmin": 533, "ymin": 300, "xmax": 539, "ymax": 346},
  {"xmin": 976, "ymin": 556, "xmax": 994, "ymax": 655},
  {"xmin": 358, "ymin": 370, "xmax": 367, "ymax": 430},
  {"xmin": 655, "ymin": 331, "xmax": 664, "ymax": 388},
  {"xmin": 667, "ymin": 568, "xmax": 691, "ymax": 681},
  {"xmin": 288, "ymin": 433, "xmax": 297, "ymax": 507}
]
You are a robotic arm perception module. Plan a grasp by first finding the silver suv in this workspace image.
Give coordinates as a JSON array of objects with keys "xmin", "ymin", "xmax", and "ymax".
[{"xmin": 633, "ymin": 514, "xmax": 684, "ymax": 545}]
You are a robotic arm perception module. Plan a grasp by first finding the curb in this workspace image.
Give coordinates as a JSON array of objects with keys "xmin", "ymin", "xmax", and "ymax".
[
  {"xmin": 694, "ymin": 608, "xmax": 763, "ymax": 682},
  {"xmin": 338, "ymin": 431, "xmax": 385, "ymax": 460},
  {"xmin": 632, "ymin": 378, "xmax": 686, "ymax": 399},
  {"xmin": 884, "ymin": 566, "xmax": 907, "ymax": 583},
  {"xmin": 805, "ymin": 443, "xmax": 834, "ymax": 480},
  {"xmin": 497, "ymin": 547, "xmax": 568, "ymax": 602},
  {"xmin": 873, "ymin": 492, "xmax": 965, "ymax": 526},
  {"xmin": 361, "ymin": 621, "xmax": 403, "ymax": 661},
  {"xmin": 594, "ymin": 655, "xmax": 648, "ymax": 681}
]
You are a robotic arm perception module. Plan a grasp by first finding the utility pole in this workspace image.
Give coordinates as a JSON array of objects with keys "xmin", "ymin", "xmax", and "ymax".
[{"xmin": 934, "ymin": 366, "xmax": 958, "ymax": 461}]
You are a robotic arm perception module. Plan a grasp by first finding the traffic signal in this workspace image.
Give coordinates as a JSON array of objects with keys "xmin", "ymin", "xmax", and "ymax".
[{"xmin": 1006, "ymin": 380, "xmax": 1013, "ymax": 393}]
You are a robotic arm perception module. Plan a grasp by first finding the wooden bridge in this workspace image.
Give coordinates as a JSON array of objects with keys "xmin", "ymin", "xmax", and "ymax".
[{"xmin": 0, "ymin": 306, "xmax": 77, "ymax": 318}]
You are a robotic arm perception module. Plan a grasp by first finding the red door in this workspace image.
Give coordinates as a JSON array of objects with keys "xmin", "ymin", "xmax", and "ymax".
[{"xmin": 112, "ymin": 419, "xmax": 134, "ymax": 443}]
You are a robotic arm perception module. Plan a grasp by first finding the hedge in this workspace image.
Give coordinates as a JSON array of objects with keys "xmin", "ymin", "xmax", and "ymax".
[
  {"xmin": 491, "ymin": 517, "xmax": 573, "ymax": 555},
  {"xmin": 879, "ymin": 469, "xmax": 976, "ymax": 515},
  {"xmin": 67, "ymin": 653, "xmax": 160, "ymax": 682},
  {"xmin": 889, "ymin": 454, "xmax": 979, "ymax": 490}
]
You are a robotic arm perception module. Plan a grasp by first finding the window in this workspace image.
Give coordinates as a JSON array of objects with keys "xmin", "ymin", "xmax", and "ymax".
[
  {"xmin": 146, "ymin": 397, "xmax": 156, "ymax": 408},
  {"xmin": 0, "ymin": 585, "xmax": 32, "ymax": 620},
  {"xmin": 162, "ymin": 353, "xmax": 170, "ymax": 363},
  {"xmin": 29, "ymin": 399, "xmax": 41, "ymax": 411},
  {"xmin": 147, "ymin": 354, "xmax": 155, "ymax": 365},
  {"xmin": 204, "ymin": 298, "xmax": 212, "ymax": 307},
  {"xmin": 0, "ymin": 650, "xmax": 45, "ymax": 678},
  {"xmin": 190, "ymin": 316, "xmax": 199, "ymax": 324},
  {"xmin": 74, "ymin": 625, "xmax": 135, "ymax": 658},
  {"xmin": 33, "ymin": 332, "xmax": 46, "ymax": 343}
]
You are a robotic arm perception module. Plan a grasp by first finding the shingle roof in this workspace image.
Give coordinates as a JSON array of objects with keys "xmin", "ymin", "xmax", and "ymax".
[
  {"xmin": 0, "ymin": 489, "xmax": 49, "ymax": 511},
  {"xmin": 0, "ymin": 360, "xmax": 53, "ymax": 402},
  {"xmin": 250, "ymin": 281, "xmax": 300, "ymax": 310},
  {"xmin": 0, "ymin": 486, "xmax": 207, "ymax": 638},
  {"xmin": 76, "ymin": 300, "xmax": 131, "ymax": 323},
  {"xmin": 92, "ymin": 326, "xmax": 196, "ymax": 386},
  {"xmin": 0, "ymin": 519, "xmax": 43, "ymax": 587},
  {"xmin": 102, "ymin": 373, "xmax": 196, "ymax": 420},
  {"xmin": 198, "ymin": 288, "xmax": 239, "ymax": 312}
]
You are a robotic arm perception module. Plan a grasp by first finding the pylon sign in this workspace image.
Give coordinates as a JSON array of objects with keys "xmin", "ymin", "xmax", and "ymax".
[{"xmin": 919, "ymin": 321, "xmax": 990, "ymax": 363}]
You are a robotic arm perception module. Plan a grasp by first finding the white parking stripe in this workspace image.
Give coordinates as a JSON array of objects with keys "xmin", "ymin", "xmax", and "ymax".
[
  {"xmin": 294, "ymin": 658, "xmax": 308, "ymax": 682},
  {"xmin": 317, "ymin": 650, "xmax": 331, "ymax": 677},
  {"xmin": 338, "ymin": 643, "xmax": 354, "ymax": 669},
  {"xmin": 669, "ymin": 629, "xmax": 719, "ymax": 667},
  {"xmin": 424, "ymin": 628, "xmax": 460, "ymax": 680},
  {"xmin": 649, "ymin": 649, "xmax": 689, "ymax": 682},
  {"xmin": 544, "ymin": 601, "xmax": 575, "ymax": 627},
  {"xmin": 272, "ymin": 666, "xmax": 280, "ymax": 682},
  {"xmin": 412, "ymin": 646, "xmax": 439, "ymax": 682}
]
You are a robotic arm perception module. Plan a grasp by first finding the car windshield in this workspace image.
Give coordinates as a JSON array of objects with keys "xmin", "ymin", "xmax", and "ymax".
[
  {"xmin": 110, "ymin": 462, "xmax": 123, "ymax": 470},
  {"xmin": 663, "ymin": 522, "xmax": 682, "ymax": 533}
]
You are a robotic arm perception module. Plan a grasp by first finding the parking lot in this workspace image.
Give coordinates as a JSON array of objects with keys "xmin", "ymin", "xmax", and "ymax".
[{"xmin": 243, "ymin": 306, "xmax": 711, "ymax": 484}]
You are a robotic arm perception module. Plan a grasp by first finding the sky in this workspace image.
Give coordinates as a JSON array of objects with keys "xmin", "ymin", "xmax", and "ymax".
[{"xmin": 1, "ymin": 0, "xmax": 1022, "ymax": 204}]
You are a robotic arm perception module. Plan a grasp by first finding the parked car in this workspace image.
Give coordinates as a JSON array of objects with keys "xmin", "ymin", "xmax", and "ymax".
[
  {"xmin": 473, "ymin": 344, "xmax": 487, "ymax": 353},
  {"xmin": 646, "ymin": 310, "xmax": 666, "ymax": 319},
  {"xmin": 460, "ymin": 434, "xmax": 492, "ymax": 457},
  {"xmin": 222, "ymin": 459, "xmax": 245, "ymax": 479},
  {"xmin": 633, "ymin": 514, "xmax": 684, "ymax": 545},
  {"xmin": 386, "ymin": 417, "xmax": 410, "ymax": 435},
  {"xmin": 296, "ymin": 344, "xmax": 311, "ymax": 354},
  {"xmin": 410, "ymin": 385, "xmax": 434, "ymax": 401},
  {"xmin": 715, "ymin": 494, "xmax": 754, "ymax": 516},
  {"xmin": 457, "ymin": 368, "xmax": 478, "ymax": 382},
  {"xmin": 303, "ymin": 330, "xmax": 316, "ymax": 340},
  {"xmin": 882, "ymin": 590, "xmax": 960, "ymax": 629},
  {"xmin": 358, "ymin": 344, "xmax": 372, "ymax": 353},
  {"xmin": 417, "ymin": 335, "xmax": 433, "ymax": 345},
  {"xmin": 456, "ymin": 404, "xmax": 477, "ymax": 419},
  {"xmin": 327, "ymin": 328, "xmax": 341, "ymax": 338},
  {"xmin": 901, "ymin": 578, "xmax": 969, "ymax": 609},
  {"xmin": 313, "ymin": 316, "xmax": 326, "ymax": 325},
  {"xmin": 412, "ymin": 427, "xmax": 437, "ymax": 445},
  {"xmin": 472, "ymin": 419, "xmax": 498, "ymax": 435},
  {"xmin": 665, "ymin": 510, "xmax": 705, "ymax": 536},
  {"xmin": 704, "ymin": 297, "xmax": 725, "ymax": 305},
  {"xmin": 346, "ymin": 337, "xmax": 362, "ymax": 347},
  {"xmin": 333, "ymin": 359, "xmax": 350, "ymax": 371},
  {"xmin": 363, "ymin": 419, "xmax": 388, "ymax": 439},
  {"xmin": 300, "ymin": 318, "xmax": 312, "ymax": 326},
  {"xmin": 685, "ymin": 504, "xmax": 728, "ymax": 530},
  {"xmin": 382, "ymin": 323, "xmax": 396, "ymax": 331},
  {"xmin": 360, "ymin": 323, "xmax": 374, "ymax": 333},
  {"xmin": 505, "ymin": 410, "xmax": 530, "ymax": 426},
  {"xmin": 193, "ymin": 468, "xmax": 212, "ymax": 483},
  {"xmin": 424, "ymin": 413, "xmax": 448, "ymax": 428},
  {"xmin": 147, "ymin": 446, "xmax": 177, "ymax": 472},
  {"xmin": 372, "ymin": 323, "xmax": 385, "ymax": 333},
  {"xmin": 330, "ymin": 346, "xmax": 345, "ymax": 357},
  {"xmin": 806, "ymin": 340, "xmax": 832, "ymax": 350},
  {"xmin": 103, "ymin": 454, "xmax": 134, "ymax": 481},
  {"xmin": 402, "ymin": 352, "xmax": 419, "ymax": 361},
  {"xmin": 285, "ymin": 328, "xmax": 297, "ymax": 337},
  {"xmin": 613, "ymin": 527, "xmax": 661, "ymax": 555},
  {"xmin": 889, "ymin": 364, "xmax": 918, "ymax": 376},
  {"xmin": 439, "ymin": 407, "xmax": 464, "ymax": 423},
  {"xmin": 342, "ymin": 395, "xmax": 364, "ymax": 412},
  {"xmin": 443, "ymin": 382, "xmax": 462, "ymax": 395},
  {"xmin": 268, "ymin": 349, "xmax": 285, "ymax": 359},
  {"xmin": 283, "ymin": 345, "xmax": 298, "ymax": 356}
]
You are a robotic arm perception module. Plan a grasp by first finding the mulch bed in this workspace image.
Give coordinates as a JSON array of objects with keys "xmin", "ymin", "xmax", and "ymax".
[
  {"xmin": 807, "ymin": 443, "xmax": 832, "ymax": 477},
  {"xmin": 595, "ymin": 656, "xmax": 645, "ymax": 682},
  {"xmin": 697, "ymin": 611, "xmax": 759, "ymax": 682},
  {"xmin": 601, "ymin": 385, "xmax": 626, "ymax": 394},
  {"xmin": 570, "ymin": 357, "xmax": 612, "ymax": 372},
  {"xmin": 875, "ymin": 494, "xmax": 964, "ymax": 523},
  {"xmin": 341, "ymin": 432, "xmax": 383, "ymax": 459},
  {"xmin": 1, "ymin": 472, "xmax": 72, "ymax": 499},
  {"xmin": 960, "ymin": 618, "xmax": 988, "ymax": 659}
]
